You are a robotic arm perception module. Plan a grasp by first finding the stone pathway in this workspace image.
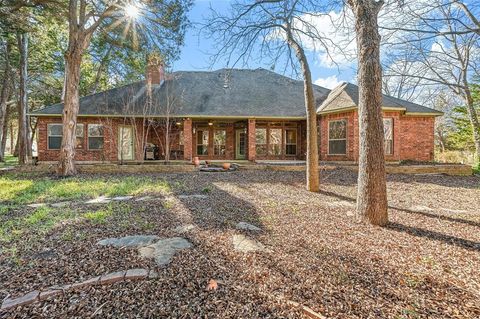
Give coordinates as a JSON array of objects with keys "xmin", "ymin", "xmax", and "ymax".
[
  {"xmin": 232, "ymin": 234, "xmax": 267, "ymax": 253},
  {"xmin": 174, "ymin": 224, "xmax": 196, "ymax": 233},
  {"xmin": 0, "ymin": 268, "xmax": 157, "ymax": 312},
  {"xmin": 138, "ymin": 237, "xmax": 192, "ymax": 266},
  {"xmin": 236, "ymin": 222, "xmax": 261, "ymax": 231},
  {"xmin": 97, "ymin": 235, "xmax": 160, "ymax": 248}
]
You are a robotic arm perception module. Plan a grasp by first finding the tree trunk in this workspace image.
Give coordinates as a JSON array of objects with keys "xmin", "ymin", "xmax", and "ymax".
[
  {"xmin": 17, "ymin": 32, "xmax": 30, "ymax": 165},
  {"xmin": 286, "ymin": 30, "xmax": 320, "ymax": 192},
  {"xmin": 0, "ymin": 40, "xmax": 11, "ymax": 162},
  {"xmin": 0, "ymin": 104, "xmax": 9, "ymax": 161},
  {"xmin": 351, "ymin": 0, "xmax": 388, "ymax": 226},
  {"xmin": 58, "ymin": 49, "xmax": 83, "ymax": 176},
  {"xmin": 464, "ymin": 93, "xmax": 480, "ymax": 164}
]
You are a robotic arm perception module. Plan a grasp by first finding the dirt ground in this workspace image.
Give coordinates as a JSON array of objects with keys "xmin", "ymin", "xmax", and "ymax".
[{"xmin": 1, "ymin": 169, "xmax": 479, "ymax": 318}]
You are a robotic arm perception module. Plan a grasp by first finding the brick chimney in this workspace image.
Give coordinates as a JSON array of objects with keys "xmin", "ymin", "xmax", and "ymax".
[{"xmin": 146, "ymin": 53, "xmax": 165, "ymax": 85}]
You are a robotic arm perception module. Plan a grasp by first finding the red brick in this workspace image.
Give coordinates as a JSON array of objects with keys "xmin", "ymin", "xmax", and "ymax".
[
  {"xmin": 99, "ymin": 271, "xmax": 126, "ymax": 285},
  {"xmin": 1, "ymin": 291, "xmax": 39, "ymax": 311},
  {"xmin": 247, "ymin": 119, "xmax": 256, "ymax": 161},
  {"xmin": 125, "ymin": 268, "xmax": 149, "ymax": 280}
]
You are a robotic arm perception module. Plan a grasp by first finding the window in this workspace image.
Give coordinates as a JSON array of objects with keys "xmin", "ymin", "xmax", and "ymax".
[
  {"xmin": 383, "ymin": 118, "xmax": 393, "ymax": 155},
  {"xmin": 75, "ymin": 124, "xmax": 84, "ymax": 149},
  {"xmin": 179, "ymin": 131, "xmax": 184, "ymax": 146},
  {"xmin": 214, "ymin": 130, "xmax": 226, "ymax": 156},
  {"xmin": 196, "ymin": 129, "xmax": 209, "ymax": 155},
  {"xmin": 285, "ymin": 129, "xmax": 297, "ymax": 155},
  {"xmin": 47, "ymin": 124, "xmax": 62, "ymax": 150},
  {"xmin": 88, "ymin": 124, "xmax": 104, "ymax": 150},
  {"xmin": 255, "ymin": 128, "xmax": 267, "ymax": 156},
  {"xmin": 328, "ymin": 120, "xmax": 347, "ymax": 155},
  {"xmin": 47, "ymin": 124, "xmax": 84, "ymax": 150},
  {"xmin": 269, "ymin": 128, "xmax": 282, "ymax": 155}
]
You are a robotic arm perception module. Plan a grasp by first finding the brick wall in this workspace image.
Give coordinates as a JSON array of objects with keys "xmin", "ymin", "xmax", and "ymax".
[
  {"xmin": 37, "ymin": 117, "xmax": 119, "ymax": 162},
  {"xmin": 247, "ymin": 119, "xmax": 256, "ymax": 161},
  {"xmin": 399, "ymin": 116, "xmax": 435, "ymax": 161},
  {"xmin": 319, "ymin": 111, "xmax": 357, "ymax": 161},
  {"xmin": 318, "ymin": 111, "xmax": 436, "ymax": 162}
]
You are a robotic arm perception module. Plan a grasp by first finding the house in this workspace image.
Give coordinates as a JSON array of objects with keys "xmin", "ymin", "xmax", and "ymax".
[{"xmin": 30, "ymin": 62, "xmax": 443, "ymax": 163}]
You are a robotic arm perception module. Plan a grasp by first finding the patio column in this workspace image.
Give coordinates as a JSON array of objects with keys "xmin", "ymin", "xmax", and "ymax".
[
  {"xmin": 247, "ymin": 118, "xmax": 256, "ymax": 161},
  {"xmin": 183, "ymin": 118, "xmax": 192, "ymax": 161}
]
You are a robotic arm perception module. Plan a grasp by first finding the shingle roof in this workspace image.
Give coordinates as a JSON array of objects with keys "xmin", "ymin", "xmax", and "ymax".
[
  {"xmin": 317, "ymin": 82, "xmax": 443, "ymax": 115},
  {"xmin": 31, "ymin": 68, "xmax": 330, "ymax": 118},
  {"xmin": 31, "ymin": 69, "xmax": 442, "ymax": 118}
]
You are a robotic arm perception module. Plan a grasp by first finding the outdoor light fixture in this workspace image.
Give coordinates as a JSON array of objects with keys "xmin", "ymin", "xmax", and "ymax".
[
  {"xmin": 208, "ymin": 121, "xmax": 213, "ymax": 126},
  {"xmin": 176, "ymin": 121, "xmax": 182, "ymax": 126}
]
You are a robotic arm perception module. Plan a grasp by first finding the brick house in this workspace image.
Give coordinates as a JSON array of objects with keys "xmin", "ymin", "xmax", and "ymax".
[{"xmin": 30, "ymin": 65, "xmax": 442, "ymax": 163}]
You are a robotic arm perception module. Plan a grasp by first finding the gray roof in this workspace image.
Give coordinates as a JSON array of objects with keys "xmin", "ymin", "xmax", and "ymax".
[
  {"xmin": 31, "ymin": 69, "xmax": 442, "ymax": 118},
  {"xmin": 317, "ymin": 82, "xmax": 443, "ymax": 115},
  {"xmin": 31, "ymin": 68, "xmax": 330, "ymax": 118}
]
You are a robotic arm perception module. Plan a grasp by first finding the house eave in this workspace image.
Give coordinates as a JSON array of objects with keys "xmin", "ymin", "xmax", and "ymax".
[{"xmin": 28, "ymin": 113, "xmax": 307, "ymax": 120}]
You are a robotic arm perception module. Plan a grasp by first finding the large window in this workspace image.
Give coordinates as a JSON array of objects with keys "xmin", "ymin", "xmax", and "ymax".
[
  {"xmin": 48, "ymin": 123, "xmax": 84, "ymax": 150},
  {"xmin": 328, "ymin": 120, "xmax": 347, "ymax": 155},
  {"xmin": 383, "ymin": 118, "xmax": 393, "ymax": 155},
  {"xmin": 47, "ymin": 124, "xmax": 62, "ymax": 150},
  {"xmin": 269, "ymin": 128, "xmax": 282, "ymax": 156},
  {"xmin": 196, "ymin": 129, "xmax": 209, "ymax": 155},
  {"xmin": 214, "ymin": 130, "xmax": 226, "ymax": 156},
  {"xmin": 285, "ymin": 129, "xmax": 297, "ymax": 155},
  {"xmin": 256, "ymin": 128, "xmax": 267, "ymax": 156},
  {"xmin": 88, "ymin": 124, "xmax": 104, "ymax": 150}
]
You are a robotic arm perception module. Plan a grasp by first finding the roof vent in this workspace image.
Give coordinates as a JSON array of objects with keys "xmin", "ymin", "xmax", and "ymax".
[{"xmin": 223, "ymin": 71, "xmax": 230, "ymax": 89}]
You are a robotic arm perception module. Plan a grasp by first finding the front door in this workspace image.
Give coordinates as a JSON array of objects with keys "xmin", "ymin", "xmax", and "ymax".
[
  {"xmin": 118, "ymin": 126, "xmax": 134, "ymax": 161},
  {"xmin": 235, "ymin": 129, "xmax": 246, "ymax": 159}
]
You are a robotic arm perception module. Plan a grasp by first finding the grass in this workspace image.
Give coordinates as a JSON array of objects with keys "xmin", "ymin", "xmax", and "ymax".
[
  {"xmin": 0, "ymin": 154, "xmax": 18, "ymax": 168},
  {"xmin": 83, "ymin": 207, "xmax": 112, "ymax": 224},
  {"xmin": 473, "ymin": 163, "xmax": 480, "ymax": 175},
  {"xmin": 0, "ymin": 206, "xmax": 77, "ymax": 244},
  {"xmin": 0, "ymin": 175, "xmax": 171, "ymax": 205}
]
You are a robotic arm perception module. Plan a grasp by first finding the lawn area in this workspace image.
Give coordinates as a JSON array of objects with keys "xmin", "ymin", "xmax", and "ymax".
[
  {"xmin": 0, "ymin": 155, "xmax": 17, "ymax": 169},
  {"xmin": 0, "ymin": 169, "xmax": 479, "ymax": 318}
]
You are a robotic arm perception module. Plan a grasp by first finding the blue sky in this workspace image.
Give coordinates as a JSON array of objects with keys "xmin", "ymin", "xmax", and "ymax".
[{"xmin": 174, "ymin": 0, "xmax": 357, "ymax": 88}]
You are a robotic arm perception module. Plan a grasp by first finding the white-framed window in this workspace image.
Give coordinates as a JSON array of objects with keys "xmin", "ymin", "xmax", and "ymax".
[
  {"xmin": 255, "ymin": 128, "xmax": 267, "ymax": 156},
  {"xmin": 383, "ymin": 118, "xmax": 393, "ymax": 155},
  {"xmin": 47, "ymin": 123, "xmax": 84, "ymax": 150},
  {"xmin": 196, "ymin": 129, "xmax": 209, "ymax": 155},
  {"xmin": 214, "ymin": 130, "xmax": 226, "ymax": 156},
  {"xmin": 88, "ymin": 124, "xmax": 104, "ymax": 150},
  {"xmin": 285, "ymin": 129, "xmax": 297, "ymax": 156},
  {"xmin": 47, "ymin": 124, "xmax": 62, "ymax": 150},
  {"xmin": 328, "ymin": 119, "xmax": 347, "ymax": 155}
]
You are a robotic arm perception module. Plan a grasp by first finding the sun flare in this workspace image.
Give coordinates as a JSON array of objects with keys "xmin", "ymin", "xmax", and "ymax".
[{"xmin": 125, "ymin": 3, "xmax": 139, "ymax": 19}]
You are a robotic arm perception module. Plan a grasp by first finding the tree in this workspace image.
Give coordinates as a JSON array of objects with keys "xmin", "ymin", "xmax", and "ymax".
[
  {"xmin": 16, "ymin": 31, "xmax": 29, "ymax": 165},
  {"xmin": 347, "ymin": 0, "xmax": 388, "ymax": 225},
  {"xmin": 58, "ymin": 0, "xmax": 192, "ymax": 176},
  {"xmin": 0, "ymin": 38, "xmax": 12, "ymax": 162},
  {"xmin": 384, "ymin": 0, "xmax": 480, "ymax": 166},
  {"xmin": 205, "ymin": 0, "xmax": 340, "ymax": 192}
]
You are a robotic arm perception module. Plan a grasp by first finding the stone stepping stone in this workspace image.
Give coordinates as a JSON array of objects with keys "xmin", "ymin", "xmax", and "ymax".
[
  {"xmin": 232, "ymin": 234, "xmax": 267, "ymax": 253},
  {"xmin": 97, "ymin": 235, "xmax": 160, "ymax": 247},
  {"xmin": 236, "ymin": 222, "xmax": 261, "ymax": 231},
  {"xmin": 51, "ymin": 201, "xmax": 70, "ymax": 208},
  {"xmin": 86, "ymin": 196, "xmax": 112, "ymax": 204},
  {"xmin": 27, "ymin": 203, "xmax": 47, "ymax": 208},
  {"xmin": 178, "ymin": 194, "xmax": 208, "ymax": 199},
  {"xmin": 138, "ymin": 237, "xmax": 192, "ymax": 266},
  {"xmin": 174, "ymin": 224, "xmax": 196, "ymax": 233},
  {"xmin": 112, "ymin": 196, "xmax": 133, "ymax": 201}
]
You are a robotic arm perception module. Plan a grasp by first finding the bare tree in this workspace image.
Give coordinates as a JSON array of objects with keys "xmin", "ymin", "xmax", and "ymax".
[
  {"xmin": 384, "ymin": 0, "xmax": 480, "ymax": 165},
  {"xmin": 347, "ymin": 0, "xmax": 388, "ymax": 225},
  {"xmin": 0, "ymin": 38, "xmax": 12, "ymax": 162},
  {"xmin": 16, "ymin": 31, "xmax": 29, "ymax": 165},
  {"xmin": 205, "ymin": 0, "xmax": 341, "ymax": 192}
]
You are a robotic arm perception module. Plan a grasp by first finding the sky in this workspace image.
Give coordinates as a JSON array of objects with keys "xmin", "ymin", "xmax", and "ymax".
[{"xmin": 173, "ymin": 0, "xmax": 357, "ymax": 89}]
